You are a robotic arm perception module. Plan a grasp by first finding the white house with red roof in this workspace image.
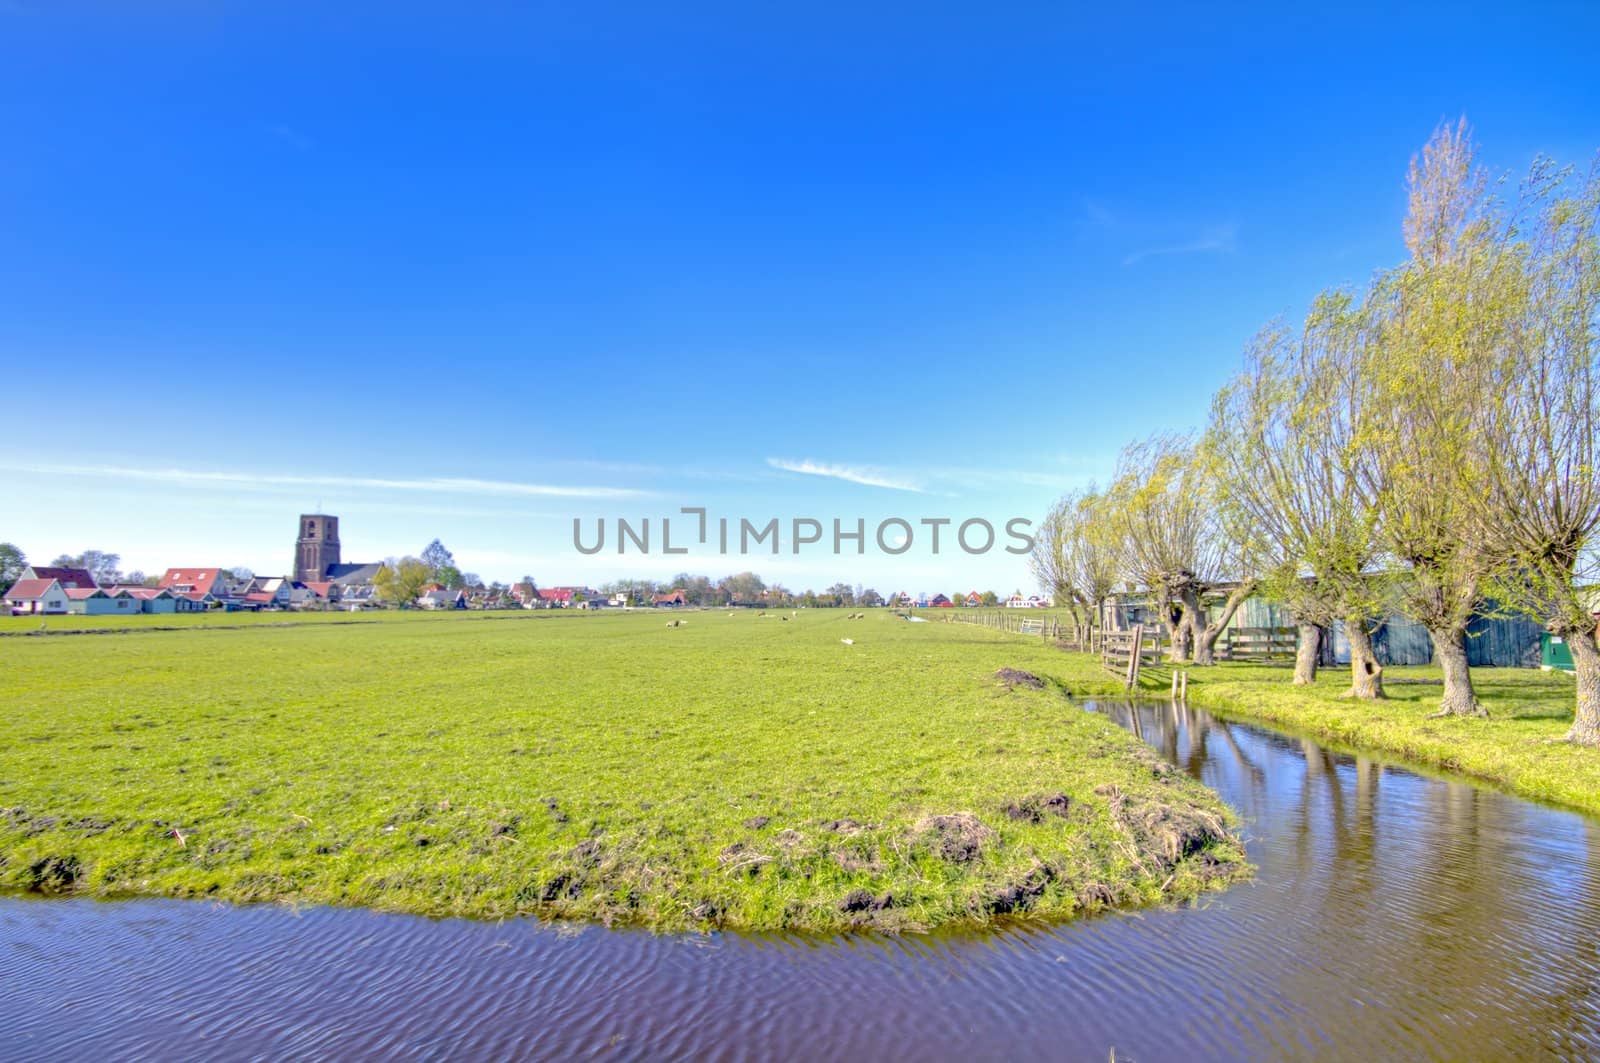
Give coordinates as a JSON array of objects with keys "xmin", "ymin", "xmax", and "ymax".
[{"xmin": 5, "ymin": 578, "xmax": 68, "ymax": 614}]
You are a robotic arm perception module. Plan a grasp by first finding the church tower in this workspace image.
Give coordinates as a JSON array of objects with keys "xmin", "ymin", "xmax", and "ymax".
[{"xmin": 294, "ymin": 514, "xmax": 341, "ymax": 582}]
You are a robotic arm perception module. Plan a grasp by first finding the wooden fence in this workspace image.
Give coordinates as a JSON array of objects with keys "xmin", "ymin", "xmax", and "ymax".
[
  {"xmin": 945, "ymin": 609, "xmax": 1066, "ymax": 641},
  {"xmin": 1223, "ymin": 626, "xmax": 1298, "ymax": 662}
]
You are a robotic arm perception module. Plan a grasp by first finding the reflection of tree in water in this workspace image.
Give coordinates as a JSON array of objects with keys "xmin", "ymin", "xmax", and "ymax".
[{"xmin": 1093, "ymin": 698, "xmax": 1600, "ymax": 1056}]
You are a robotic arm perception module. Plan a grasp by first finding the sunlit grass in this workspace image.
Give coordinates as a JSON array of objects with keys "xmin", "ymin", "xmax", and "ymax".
[{"xmin": 0, "ymin": 609, "xmax": 1244, "ymax": 932}]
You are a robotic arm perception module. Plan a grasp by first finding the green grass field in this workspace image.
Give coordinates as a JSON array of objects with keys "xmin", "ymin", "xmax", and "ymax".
[{"xmin": 0, "ymin": 608, "xmax": 1245, "ymax": 932}]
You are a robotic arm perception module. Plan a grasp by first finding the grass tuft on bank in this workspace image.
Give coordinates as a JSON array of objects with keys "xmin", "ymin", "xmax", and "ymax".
[{"xmin": 0, "ymin": 610, "xmax": 1245, "ymax": 932}]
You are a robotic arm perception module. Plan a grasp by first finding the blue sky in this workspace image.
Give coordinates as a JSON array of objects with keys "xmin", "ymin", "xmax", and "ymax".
[{"xmin": 4, "ymin": 2, "xmax": 1598, "ymax": 592}]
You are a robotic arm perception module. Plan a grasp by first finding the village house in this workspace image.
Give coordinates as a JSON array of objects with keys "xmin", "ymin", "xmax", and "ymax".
[
  {"xmin": 22, "ymin": 565, "xmax": 98, "ymax": 590},
  {"xmin": 417, "ymin": 584, "xmax": 466, "ymax": 609},
  {"xmin": 300, "ymin": 581, "xmax": 341, "ymax": 607},
  {"xmin": 340, "ymin": 584, "xmax": 378, "ymax": 610},
  {"xmin": 158, "ymin": 567, "xmax": 227, "ymax": 607},
  {"xmin": 1006, "ymin": 594, "xmax": 1049, "ymax": 608},
  {"xmin": 4, "ymin": 578, "xmax": 69, "ymax": 614},
  {"xmin": 653, "ymin": 589, "xmax": 687, "ymax": 607},
  {"xmin": 964, "ymin": 591, "xmax": 983, "ymax": 607},
  {"xmin": 63, "ymin": 587, "xmax": 141, "ymax": 615},
  {"xmin": 113, "ymin": 586, "xmax": 188, "ymax": 613}
]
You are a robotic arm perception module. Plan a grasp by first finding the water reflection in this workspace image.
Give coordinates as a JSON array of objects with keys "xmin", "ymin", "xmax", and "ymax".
[
  {"xmin": 1089, "ymin": 700, "xmax": 1600, "ymax": 1058},
  {"xmin": 2, "ymin": 702, "xmax": 1597, "ymax": 1060}
]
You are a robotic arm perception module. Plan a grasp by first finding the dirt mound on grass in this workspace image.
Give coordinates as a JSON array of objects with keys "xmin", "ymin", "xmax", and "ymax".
[
  {"xmin": 994, "ymin": 668, "xmax": 1045, "ymax": 690},
  {"xmin": 24, "ymin": 854, "xmax": 82, "ymax": 893},
  {"xmin": 1001, "ymin": 792, "xmax": 1073, "ymax": 822},
  {"xmin": 1094, "ymin": 783, "xmax": 1233, "ymax": 880},
  {"xmin": 913, "ymin": 813, "xmax": 996, "ymax": 864}
]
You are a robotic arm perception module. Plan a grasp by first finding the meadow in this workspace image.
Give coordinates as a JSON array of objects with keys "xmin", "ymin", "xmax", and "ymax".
[{"xmin": 0, "ymin": 608, "xmax": 1245, "ymax": 932}]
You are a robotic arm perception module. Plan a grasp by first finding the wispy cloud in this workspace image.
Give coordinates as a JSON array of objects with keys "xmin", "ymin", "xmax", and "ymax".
[
  {"xmin": 1122, "ymin": 224, "xmax": 1238, "ymax": 266},
  {"xmin": 1080, "ymin": 198, "xmax": 1118, "ymax": 229},
  {"xmin": 766, "ymin": 458, "xmax": 925, "ymax": 493},
  {"xmin": 266, "ymin": 123, "xmax": 314, "ymax": 151},
  {"xmin": 0, "ymin": 461, "xmax": 650, "ymax": 499}
]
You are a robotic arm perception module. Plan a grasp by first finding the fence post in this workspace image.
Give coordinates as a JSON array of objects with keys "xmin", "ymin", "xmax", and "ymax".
[{"xmin": 1126, "ymin": 624, "xmax": 1144, "ymax": 690}]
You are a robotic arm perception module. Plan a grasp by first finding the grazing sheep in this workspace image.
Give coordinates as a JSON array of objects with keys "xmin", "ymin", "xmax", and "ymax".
[{"xmin": 840, "ymin": 638, "xmax": 854, "ymax": 645}]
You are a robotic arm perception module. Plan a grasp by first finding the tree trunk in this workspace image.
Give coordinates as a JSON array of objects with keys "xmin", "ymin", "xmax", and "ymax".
[
  {"xmin": 1343, "ymin": 619, "xmax": 1385, "ymax": 699},
  {"xmin": 1565, "ymin": 626, "xmax": 1600, "ymax": 746},
  {"xmin": 1427, "ymin": 625, "xmax": 1486, "ymax": 717},
  {"xmin": 1161, "ymin": 594, "xmax": 1189, "ymax": 664},
  {"xmin": 1194, "ymin": 581, "xmax": 1255, "ymax": 666},
  {"xmin": 1293, "ymin": 623, "xmax": 1321, "ymax": 685}
]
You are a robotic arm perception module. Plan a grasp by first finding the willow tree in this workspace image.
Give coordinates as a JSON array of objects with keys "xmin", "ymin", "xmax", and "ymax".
[
  {"xmin": 1103, "ymin": 434, "xmax": 1255, "ymax": 665},
  {"xmin": 1029, "ymin": 487, "xmax": 1120, "ymax": 646},
  {"xmin": 1358, "ymin": 121, "xmax": 1519, "ymax": 717},
  {"xmin": 1468, "ymin": 154, "xmax": 1600, "ymax": 744},
  {"xmin": 1209, "ymin": 306, "xmax": 1387, "ymax": 694}
]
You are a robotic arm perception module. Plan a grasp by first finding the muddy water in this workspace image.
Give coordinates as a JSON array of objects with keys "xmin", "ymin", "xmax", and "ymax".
[{"xmin": 4, "ymin": 700, "xmax": 1599, "ymax": 1060}]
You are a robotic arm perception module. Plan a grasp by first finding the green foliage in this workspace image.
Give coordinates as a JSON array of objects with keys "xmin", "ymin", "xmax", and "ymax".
[
  {"xmin": 0, "ymin": 542, "xmax": 25, "ymax": 587},
  {"xmin": 372, "ymin": 557, "xmax": 434, "ymax": 604}
]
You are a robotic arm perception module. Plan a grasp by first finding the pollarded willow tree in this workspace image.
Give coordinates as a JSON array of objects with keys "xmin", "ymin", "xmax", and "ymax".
[
  {"xmin": 1208, "ymin": 306, "xmax": 1388, "ymax": 695},
  {"xmin": 1103, "ymin": 434, "xmax": 1256, "ymax": 665},
  {"xmin": 1357, "ymin": 121, "xmax": 1523, "ymax": 717},
  {"xmin": 1466, "ymin": 153, "xmax": 1600, "ymax": 744},
  {"xmin": 1029, "ymin": 487, "xmax": 1120, "ymax": 646}
]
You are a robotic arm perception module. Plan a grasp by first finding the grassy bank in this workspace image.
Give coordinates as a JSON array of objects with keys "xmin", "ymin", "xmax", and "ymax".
[
  {"xmin": 0, "ymin": 609, "xmax": 1245, "ymax": 932},
  {"xmin": 1171, "ymin": 662, "xmax": 1600, "ymax": 815},
  {"xmin": 917, "ymin": 609, "xmax": 1600, "ymax": 816}
]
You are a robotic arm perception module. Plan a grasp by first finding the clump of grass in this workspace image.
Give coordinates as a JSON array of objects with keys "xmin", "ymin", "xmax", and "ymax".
[{"xmin": 0, "ymin": 609, "xmax": 1247, "ymax": 931}]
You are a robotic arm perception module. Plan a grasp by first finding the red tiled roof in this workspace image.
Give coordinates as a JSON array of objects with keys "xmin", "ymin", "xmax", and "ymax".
[
  {"xmin": 160, "ymin": 568, "xmax": 224, "ymax": 591},
  {"xmin": 113, "ymin": 587, "xmax": 168, "ymax": 600},
  {"xmin": 243, "ymin": 591, "xmax": 274, "ymax": 603},
  {"xmin": 64, "ymin": 588, "xmax": 105, "ymax": 600},
  {"xmin": 304, "ymin": 581, "xmax": 336, "ymax": 597},
  {"xmin": 4, "ymin": 579, "xmax": 58, "ymax": 600},
  {"xmin": 538, "ymin": 588, "xmax": 573, "ymax": 602}
]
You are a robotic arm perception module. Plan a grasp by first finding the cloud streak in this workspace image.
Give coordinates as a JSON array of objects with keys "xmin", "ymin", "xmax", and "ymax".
[
  {"xmin": 1122, "ymin": 224, "xmax": 1238, "ymax": 266},
  {"xmin": 0, "ymin": 461, "xmax": 651, "ymax": 499},
  {"xmin": 766, "ymin": 458, "xmax": 925, "ymax": 493}
]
